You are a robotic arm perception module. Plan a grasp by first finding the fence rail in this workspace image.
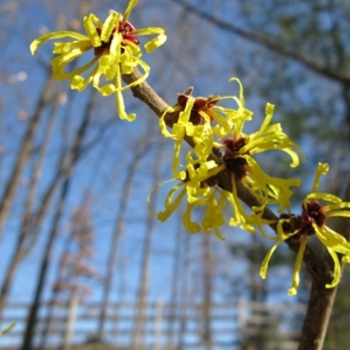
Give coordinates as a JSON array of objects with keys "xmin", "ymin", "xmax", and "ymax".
[{"xmin": 0, "ymin": 300, "xmax": 306, "ymax": 350}]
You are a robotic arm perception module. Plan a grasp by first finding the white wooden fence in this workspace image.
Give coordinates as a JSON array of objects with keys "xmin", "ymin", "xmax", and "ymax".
[{"xmin": 0, "ymin": 299, "xmax": 305, "ymax": 349}]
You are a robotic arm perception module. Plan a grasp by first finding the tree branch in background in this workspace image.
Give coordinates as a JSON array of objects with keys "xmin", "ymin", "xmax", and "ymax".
[
  {"xmin": 170, "ymin": 0, "xmax": 350, "ymax": 86},
  {"xmin": 97, "ymin": 124, "xmax": 155, "ymax": 339},
  {"xmin": 123, "ymin": 68, "xmax": 350, "ymax": 350},
  {"xmin": 0, "ymin": 76, "xmax": 57, "ymax": 239},
  {"xmin": 21, "ymin": 85, "xmax": 95, "ymax": 350}
]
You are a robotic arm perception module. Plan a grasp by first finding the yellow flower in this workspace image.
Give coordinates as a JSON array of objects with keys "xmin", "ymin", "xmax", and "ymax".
[
  {"xmin": 0, "ymin": 323, "xmax": 15, "ymax": 337},
  {"xmin": 148, "ymin": 158, "xmax": 254, "ymax": 239},
  {"xmin": 260, "ymin": 162, "xmax": 350, "ymax": 295},
  {"xmin": 216, "ymin": 102, "xmax": 304, "ymax": 213},
  {"xmin": 30, "ymin": 0, "xmax": 166, "ymax": 121},
  {"xmin": 158, "ymin": 78, "xmax": 253, "ymax": 180}
]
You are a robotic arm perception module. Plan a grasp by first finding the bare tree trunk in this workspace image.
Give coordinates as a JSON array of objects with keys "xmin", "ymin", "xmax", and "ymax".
[
  {"xmin": 20, "ymin": 162, "xmax": 74, "ymax": 350},
  {"xmin": 0, "ymin": 76, "xmax": 56, "ymax": 238},
  {"xmin": 177, "ymin": 232, "xmax": 191, "ymax": 350},
  {"xmin": 153, "ymin": 300, "xmax": 164, "ymax": 350},
  {"xmin": 63, "ymin": 293, "xmax": 79, "ymax": 350},
  {"xmin": 0, "ymin": 0, "xmax": 92, "ymax": 321},
  {"xmin": 166, "ymin": 218, "xmax": 184, "ymax": 347},
  {"xmin": 38, "ymin": 229, "xmax": 75, "ymax": 349},
  {"xmin": 201, "ymin": 234, "xmax": 213, "ymax": 350},
  {"xmin": 20, "ymin": 96, "xmax": 93, "ymax": 350},
  {"xmin": 131, "ymin": 135, "xmax": 163, "ymax": 347},
  {"xmin": 0, "ymin": 89, "xmax": 99, "ymax": 321},
  {"xmin": 0, "ymin": 96, "xmax": 59, "ymax": 318},
  {"xmin": 97, "ymin": 126, "xmax": 154, "ymax": 340},
  {"xmin": 39, "ymin": 143, "xmax": 108, "ymax": 348}
]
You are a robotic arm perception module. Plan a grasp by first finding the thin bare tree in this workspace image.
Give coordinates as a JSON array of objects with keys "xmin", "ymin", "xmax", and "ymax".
[
  {"xmin": 0, "ymin": 92, "xmax": 60, "ymax": 317},
  {"xmin": 0, "ymin": 75, "xmax": 57, "ymax": 238},
  {"xmin": 97, "ymin": 122, "xmax": 156, "ymax": 340},
  {"xmin": 20, "ymin": 88, "xmax": 95, "ymax": 350},
  {"xmin": 131, "ymin": 134, "xmax": 164, "ymax": 347},
  {"xmin": 200, "ymin": 234, "xmax": 214, "ymax": 350}
]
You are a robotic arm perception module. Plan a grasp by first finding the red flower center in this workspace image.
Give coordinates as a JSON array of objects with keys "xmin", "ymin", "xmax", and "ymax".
[
  {"xmin": 93, "ymin": 20, "xmax": 139, "ymax": 57},
  {"xmin": 175, "ymin": 95, "xmax": 220, "ymax": 126},
  {"xmin": 119, "ymin": 20, "xmax": 139, "ymax": 45},
  {"xmin": 300, "ymin": 200, "xmax": 326, "ymax": 235},
  {"xmin": 222, "ymin": 137, "xmax": 249, "ymax": 180},
  {"xmin": 280, "ymin": 200, "xmax": 327, "ymax": 237}
]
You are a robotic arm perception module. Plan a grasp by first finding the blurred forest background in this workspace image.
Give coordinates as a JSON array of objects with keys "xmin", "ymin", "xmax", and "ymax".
[{"xmin": 0, "ymin": 0, "xmax": 349, "ymax": 349}]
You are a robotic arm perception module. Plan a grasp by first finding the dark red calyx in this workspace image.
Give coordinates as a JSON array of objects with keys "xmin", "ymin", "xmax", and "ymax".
[
  {"xmin": 93, "ymin": 27, "xmax": 117, "ymax": 56},
  {"xmin": 225, "ymin": 157, "xmax": 248, "ymax": 180},
  {"xmin": 222, "ymin": 137, "xmax": 247, "ymax": 158},
  {"xmin": 119, "ymin": 20, "xmax": 139, "ymax": 45},
  {"xmin": 302, "ymin": 200, "xmax": 326, "ymax": 228},
  {"xmin": 279, "ymin": 213, "xmax": 301, "ymax": 234}
]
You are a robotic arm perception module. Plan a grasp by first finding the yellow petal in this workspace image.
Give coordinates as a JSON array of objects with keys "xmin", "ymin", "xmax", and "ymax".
[
  {"xmin": 53, "ymin": 40, "xmax": 91, "ymax": 54},
  {"xmin": 122, "ymin": 0, "xmax": 138, "ymax": 24},
  {"xmin": 172, "ymin": 140, "xmax": 186, "ymax": 180},
  {"xmin": 314, "ymin": 224, "xmax": 350, "ymax": 256},
  {"xmin": 260, "ymin": 240, "xmax": 284, "ymax": 279},
  {"xmin": 157, "ymin": 185, "xmax": 186, "ymax": 222},
  {"xmin": 132, "ymin": 27, "xmax": 167, "ymax": 53},
  {"xmin": 159, "ymin": 106, "xmax": 181, "ymax": 138},
  {"xmin": 92, "ymin": 57, "xmax": 117, "ymax": 96},
  {"xmin": 0, "ymin": 323, "xmax": 15, "ymax": 336},
  {"xmin": 227, "ymin": 187, "xmax": 255, "ymax": 233},
  {"xmin": 307, "ymin": 192, "xmax": 342, "ymax": 204},
  {"xmin": 323, "ymin": 200, "xmax": 350, "ymax": 213},
  {"xmin": 182, "ymin": 203, "xmax": 201, "ymax": 233},
  {"xmin": 288, "ymin": 235, "xmax": 307, "ymax": 295},
  {"xmin": 100, "ymin": 12, "xmax": 120, "ymax": 43},
  {"xmin": 30, "ymin": 31, "xmax": 89, "ymax": 54},
  {"xmin": 311, "ymin": 163, "xmax": 329, "ymax": 193},
  {"xmin": 202, "ymin": 192, "xmax": 226, "ymax": 240},
  {"xmin": 114, "ymin": 65, "xmax": 136, "ymax": 121},
  {"xmin": 53, "ymin": 57, "xmax": 98, "ymax": 80},
  {"xmin": 83, "ymin": 14, "xmax": 103, "ymax": 47},
  {"xmin": 119, "ymin": 55, "xmax": 150, "ymax": 90},
  {"xmin": 325, "ymin": 248, "xmax": 341, "ymax": 289},
  {"xmin": 147, "ymin": 178, "xmax": 176, "ymax": 215},
  {"xmin": 70, "ymin": 65, "xmax": 98, "ymax": 91},
  {"xmin": 51, "ymin": 48, "xmax": 86, "ymax": 71},
  {"xmin": 259, "ymin": 103, "xmax": 275, "ymax": 134}
]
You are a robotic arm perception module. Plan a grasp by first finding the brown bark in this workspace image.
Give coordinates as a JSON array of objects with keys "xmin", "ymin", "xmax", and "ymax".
[{"xmin": 298, "ymin": 181, "xmax": 350, "ymax": 350}]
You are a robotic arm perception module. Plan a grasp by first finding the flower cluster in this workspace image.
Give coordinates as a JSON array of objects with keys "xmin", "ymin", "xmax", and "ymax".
[
  {"xmin": 30, "ymin": 1, "xmax": 350, "ymax": 295},
  {"xmin": 260, "ymin": 163, "xmax": 350, "ymax": 295},
  {"xmin": 30, "ymin": 0, "xmax": 166, "ymax": 121},
  {"xmin": 151, "ymin": 78, "xmax": 304, "ymax": 241}
]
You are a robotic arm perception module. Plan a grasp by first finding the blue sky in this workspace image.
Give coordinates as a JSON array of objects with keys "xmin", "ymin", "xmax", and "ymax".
[{"xmin": 0, "ymin": 0, "xmax": 348, "ymax": 347}]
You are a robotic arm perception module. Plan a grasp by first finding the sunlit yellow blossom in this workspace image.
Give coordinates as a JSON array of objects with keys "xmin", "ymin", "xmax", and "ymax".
[
  {"xmin": 0, "ymin": 323, "xmax": 15, "ymax": 337},
  {"xmin": 216, "ymin": 102, "xmax": 304, "ymax": 213},
  {"xmin": 148, "ymin": 158, "xmax": 254, "ymax": 239},
  {"xmin": 260, "ymin": 162, "xmax": 350, "ymax": 295},
  {"xmin": 30, "ymin": 0, "xmax": 166, "ymax": 121},
  {"xmin": 159, "ymin": 79, "xmax": 253, "ymax": 180}
]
